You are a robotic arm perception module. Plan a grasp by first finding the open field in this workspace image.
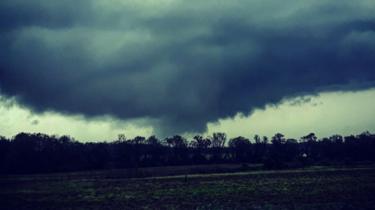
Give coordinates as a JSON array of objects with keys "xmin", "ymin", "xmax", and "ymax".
[
  {"xmin": 0, "ymin": 164, "xmax": 263, "ymax": 181},
  {"xmin": 1, "ymin": 166, "xmax": 375, "ymax": 210}
]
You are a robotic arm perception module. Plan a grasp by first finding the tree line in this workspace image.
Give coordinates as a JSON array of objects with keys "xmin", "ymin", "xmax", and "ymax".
[{"xmin": 0, "ymin": 131, "xmax": 374, "ymax": 174}]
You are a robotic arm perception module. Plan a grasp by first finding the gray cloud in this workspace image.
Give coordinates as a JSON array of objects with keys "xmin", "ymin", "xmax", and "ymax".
[{"xmin": 1, "ymin": 0, "xmax": 375, "ymax": 136}]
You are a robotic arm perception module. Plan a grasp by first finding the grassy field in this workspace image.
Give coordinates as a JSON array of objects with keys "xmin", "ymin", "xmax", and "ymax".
[{"xmin": 1, "ymin": 166, "xmax": 375, "ymax": 210}]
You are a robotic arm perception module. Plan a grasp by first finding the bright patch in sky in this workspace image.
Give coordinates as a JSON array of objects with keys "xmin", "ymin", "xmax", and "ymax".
[
  {"xmin": 0, "ymin": 97, "xmax": 153, "ymax": 141},
  {"xmin": 206, "ymin": 89, "xmax": 375, "ymax": 139}
]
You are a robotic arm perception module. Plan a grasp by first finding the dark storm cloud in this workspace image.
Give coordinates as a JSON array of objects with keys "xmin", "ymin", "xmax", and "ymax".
[
  {"xmin": 0, "ymin": 0, "xmax": 91, "ymax": 30},
  {"xmin": 1, "ymin": 0, "xmax": 375, "ymax": 135}
]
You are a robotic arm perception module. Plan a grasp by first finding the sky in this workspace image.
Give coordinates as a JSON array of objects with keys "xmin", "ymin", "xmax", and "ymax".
[{"xmin": 1, "ymin": 0, "xmax": 375, "ymax": 141}]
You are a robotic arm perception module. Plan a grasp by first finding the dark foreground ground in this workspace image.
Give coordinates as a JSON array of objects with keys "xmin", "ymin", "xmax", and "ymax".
[{"xmin": 1, "ymin": 166, "xmax": 375, "ymax": 210}]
